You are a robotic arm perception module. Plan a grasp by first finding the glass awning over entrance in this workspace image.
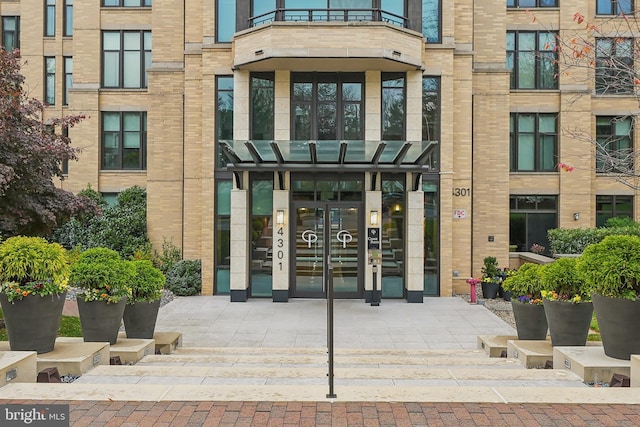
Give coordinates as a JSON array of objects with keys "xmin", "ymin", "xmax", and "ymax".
[{"xmin": 218, "ymin": 140, "xmax": 438, "ymax": 172}]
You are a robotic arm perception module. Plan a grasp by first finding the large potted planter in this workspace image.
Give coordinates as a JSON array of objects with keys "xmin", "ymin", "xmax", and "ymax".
[
  {"xmin": 539, "ymin": 257, "xmax": 593, "ymax": 347},
  {"xmin": 123, "ymin": 260, "xmax": 166, "ymax": 339},
  {"xmin": 69, "ymin": 248, "xmax": 134, "ymax": 345},
  {"xmin": 502, "ymin": 263, "xmax": 547, "ymax": 340},
  {"xmin": 480, "ymin": 256, "xmax": 501, "ymax": 299},
  {"xmin": 576, "ymin": 235, "xmax": 640, "ymax": 360},
  {"xmin": 0, "ymin": 237, "xmax": 69, "ymax": 353}
]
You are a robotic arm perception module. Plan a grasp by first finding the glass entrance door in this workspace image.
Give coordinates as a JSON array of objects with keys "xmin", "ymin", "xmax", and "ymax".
[{"xmin": 292, "ymin": 204, "xmax": 362, "ymax": 298}]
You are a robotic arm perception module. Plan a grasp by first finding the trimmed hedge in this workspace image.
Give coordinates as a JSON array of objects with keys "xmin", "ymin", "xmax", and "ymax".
[{"xmin": 548, "ymin": 225, "xmax": 640, "ymax": 254}]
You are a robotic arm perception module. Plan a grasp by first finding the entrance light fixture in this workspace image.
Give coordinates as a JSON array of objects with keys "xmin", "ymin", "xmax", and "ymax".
[
  {"xmin": 276, "ymin": 210, "xmax": 285, "ymax": 225},
  {"xmin": 370, "ymin": 210, "xmax": 379, "ymax": 226},
  {"xmin": 573, "ymin": 212, "xmax": 579, "ymax": 221}
]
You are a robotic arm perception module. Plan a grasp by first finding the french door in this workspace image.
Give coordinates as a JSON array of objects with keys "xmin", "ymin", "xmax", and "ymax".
[{"xmin": 291, "ymin": 203, "xmax": 362, "ymax": 298}]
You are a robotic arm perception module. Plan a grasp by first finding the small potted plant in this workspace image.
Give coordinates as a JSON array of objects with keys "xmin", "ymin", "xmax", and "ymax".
[
  {"xmin": 480, "ymin": 256, "xmax": 501, "ymax": 299},
  {"xmin": 0, "ymin": 236, "xmax": 69, "ymax": 353},
  {"xmin": 123, "ymin": 260, "xmax": 166, "ymax": 339},
  {"xmin": 501, "ymin": 263, "xmax": 547, "ymax": 340},
  {"xmin": 539, "ymin": 257, "xmax": 593, "ymax": 347},
  {"xmin": 68, "ymin": 247, "xmax": 134, "ymax": 345},
  {"xmin": 575, "ymin": 235, "xmax": 640, "ymax": 360}
]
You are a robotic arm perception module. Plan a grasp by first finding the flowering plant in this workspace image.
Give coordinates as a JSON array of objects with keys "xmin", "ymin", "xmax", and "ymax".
[
  {"xmin": 539, "ymin": 257, "xmax": 590, "ymax": 303},
  {"xmin": 0, "ymin": 279, "xmax": 67, "ymax": 303},
  {"xmin": 69, "ymin": 248, "xmax": 133, "ymax": 304},
  {"xmin": 502, "ymin": 263, "xmax": 545, "ymax": 305}
]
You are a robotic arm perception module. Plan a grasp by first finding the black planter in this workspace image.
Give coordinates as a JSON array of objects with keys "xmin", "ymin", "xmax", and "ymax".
[
  {"xmin": 481, "ymin": 282, "xmax": 500, "ymax": 299},
  {"xmin": 592, "ymin": 294, "xmax": 640, "ymax": 360},
  {"xmin": 123, "ymin": 299, "xmax": 161, "ymax": 339},
  {"xmin": 0, "ymin": 292, "xmax": 66, "ymax": 354},
  {"xmin": 77, "ymin": 298, "xmax": 127, "ymax": 345},
  {"xmin": 511, "ymin": 301, "xmax": 548, "ymax": 340},
  {"xmin": 543, "ymin": 300, "xmax": 593, "ymax": 347},
  {"xmin": 502, "ymin": 290, "xmax": 512, "ymax": 302}
]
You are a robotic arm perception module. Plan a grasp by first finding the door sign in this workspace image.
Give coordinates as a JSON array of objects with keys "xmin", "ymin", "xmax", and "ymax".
[
  {"xmin": 367, "ymin": 228, "xmax": 380, "ymax": 250},
  {"xmin": 336, "ymin": 230, "xmax": 353, "ymax": 248},
  {"xmin": 301, "ymin": 230, "xmax": 318, "ymax": 248}
]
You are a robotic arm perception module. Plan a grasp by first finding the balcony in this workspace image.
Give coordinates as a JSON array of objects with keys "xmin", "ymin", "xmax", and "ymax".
[{"xmin": 233, "ymin": 8, "xmax": 424, "ymax": 72}]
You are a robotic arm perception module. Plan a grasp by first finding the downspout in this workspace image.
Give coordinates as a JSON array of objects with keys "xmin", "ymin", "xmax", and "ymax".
[{"xmin": 181, "ymin": 0, "xmax": 186, "ymax": 255}]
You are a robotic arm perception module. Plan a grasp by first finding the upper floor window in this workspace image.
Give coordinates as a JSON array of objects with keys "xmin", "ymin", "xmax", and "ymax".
[
  {"xmin": 507, "ymin": 31, "xmax": 558, "ymax": 90},
  {"xmin": 1, "ymin": 17, "xmax": 19, "ymax": 51},
  {"xmin": 422, "ymin": 0, "xmax": 441, "ymax": 43},
  {"xmin": 596, "ymin": 0, "xmax": 633, "ymax": 15},
  {"xmin": 102, "ymin": 31, "xmax": 151, "ymax": 89},
  {"xmin": 422, "ymin": 77, "xmax": 440, "ymax": 142},
  {"xmin": 382, "ymin": 73, "xmax": 405, "ymax": 140},
  {"xmin": 217, "ymin": 0, "xmax": 236, "ymax": 42},
  {"xmin": 45, "ymin": 0, "xmax": 55, "ymax": 37},
  {"xmin": 291, "ymin": 72, "xmax": 364, "ymax": 140},
  {"xmin": 507, "ymin": 0, "xmax": 558, "ymax": 7},
  {"xmin": 101, "ymin": 111, "xmax": 147, "ymax": 170},
  {"xmin": 64, "ymin": 57, "xmax": 72, "ymax": 105},
  {"xmin": 596, "ymin": 38, "xmax": 634, "ymax": 95},
  {"xmin": 103, "ymin": 0, "xmax": 152, "ymax": 6},
  {"xmin": 596, "ymin": 116, "xmax": 633, "ymax": 173},
  {"xmin": 64, "ymin": 0, "xmax": 73, "ymax": 37},
  {"xmin": 216, "ymin": 76, "xmax": 234, "ymax": 168},
  {"xmin": 45, "ymin": 57, "xmax": 56, "ymax": 105},
  {"xmin": 510, "ymin": 113, "xmax": 557, "ymax": 172},
  {"xmin": 251, "ymin": 73, "xmax": 274, "ymax": 140}
]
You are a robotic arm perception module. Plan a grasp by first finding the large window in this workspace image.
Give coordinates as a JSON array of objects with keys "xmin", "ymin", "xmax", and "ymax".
[
  {"xmin": 2, "ymin": 17, "xmax": 19, "ymax": 51},
  {"xmin": 45, "ymin": 0, "xmax": 55, "ymax": 37},
  {"xmin": 507, "ymin": 0, "xmax": 558, "ymax": 6},
  {"xmin": 510, "ymin": 195, "xmax": 557, "ymax": 254},
  {"xmin": 216, "ymin": 0, "xmax": 236, "ymax": 42},
  {"xmin": 382, "ymin": 73, "xmax": 405, "ymax": 140},
  {"xmin": 291, "ymin": 72, "xmax": 364, "ymax": 140},
  {"xmin": 507, "ymin": 31, "xmax": 557, "ymax": 90},
  {"xmin": 596, "ymin": 0, "xmax": 633, "ymax": 15},
  {"xmin": 422, "ymin": 0, "xmax": 441, "ymax": 43},
  {"xmin": 596, "ymin": 38, "xmax": 634, "ymax": 95},
  {"xmin": 103, "ymin": 0, "xmax": 152, "ymax": 6},
  {"xmin": 215, "ymin": 180, "xmax": 232, "ymax": 294},
  {"xmin": 423, "ymin": 179, "xmax": 439, "ymax": 296},
  {"xmin": 596, "ymin": 116, "xmax": 633, "ymax": 173},
  {"xmin": 64, "ymin": 0, "xmax": 73, "ymax": 36},
  {"xmin": 45, "ymin": 57, "xmax": 56, "ymax": 105},
  {"xmin": 251, "ymin": 73, "xmax": 274, "ymax": 140},
  {"xmin": 102, "ymin": 31, "xmax": 151, "ymax": 89},
  {"xmin": 381, "ymin": 174, "xmax": 405, "ymax": 298},
  {"xmin": 63, "ymin": 57, "xmax": 72, "ymax": 105},
  {"xmin": 510, "ymin": 113, "xmax": 557, "ymax": 171},
  {"xmin": 422, "ymin": 77, "xmax": 440, "ymax": 142},
  {"xmin": 596, "ymin": 195, "xmax": 633, "ymax": 227},
  {"xmin": 216, "ymin": 76, "xmax": 234, "ymax": 168},
  {"xmin": 250, "ymin": 176, "xmax": 274, "ymax": 297},
  {"xmin": 101, "ymin": 112, "xmax": 147, "ymax": 170}
]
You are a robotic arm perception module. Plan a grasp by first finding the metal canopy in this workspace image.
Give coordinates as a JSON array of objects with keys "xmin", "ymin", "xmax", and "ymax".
[{"xmin": 219, "ymin": 140, "xmax": 438, "ymax": 172}]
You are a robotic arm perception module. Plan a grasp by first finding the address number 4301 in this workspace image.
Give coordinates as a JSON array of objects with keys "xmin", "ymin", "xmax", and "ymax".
[{"xmin": 452, "ymin": 188, "xmax": 470, "ymax": 197}]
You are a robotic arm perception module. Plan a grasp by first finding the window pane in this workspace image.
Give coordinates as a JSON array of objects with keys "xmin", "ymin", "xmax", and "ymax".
[
  {"xmin": 103, "ymin": 112, "xmax": 120, "ymax": 131},
  {"xmin": 123, "ymin": 32, "xmax": 141, "ymax": 50},
  {"xmin": 217, "ymin": 0, "xmax": 236, "ymax": 42},
  {"xmin": 251, "ymin": 74, "xmax": 274, "ymax": 140},
  {"xmin": 252, "ymin": 180, "xmax": 273, "ymax": 215},
  {"xmin": 294, "ymin": 105, "xmax": 312, "ymax": 140},
  {"xmin": 318, "ymin": 104, "xmax": 337, "ymax": 140},
  {"xmin": 422, "ymin": 0, "xmax": 440, "ymax": 43},
  {"xmin": 342, "ymin": 83, "xmax": 361, "ymax": 101},
  {"xmin": 597, "ymin": 0, "xmax": 613, "ymax": 13},
  {"xmin": 618, "ymin": 0, "xmax": 633, "ymax": 13},
  {"xmin": 616, "ymin": 118, "xmax": 632, "ymax": 135},
  {"xmin": 518, "ymin": 32, "xmax": 536, "ymax": 50},
  {"xmin": 517, "ymin": 52, "xmax": 535, "ymax": 88},
  {"xmin": 518, "ymin": 135, "xmax": 535, "ymax": 170},
  {"xmin": 343, "ymin": 104, "xmax": 361, "ymax": 139},
  {"xmin": 539, "ymin": 134, "xmax": 555, "ymax": 170},
  {"xmin": 123, "ymin": 51, "xmax": 141, "ymax": 87},
  {"xmin": 539, "ymin": 115, "xmax": 555, "ymax": 132},
  {"xmin": 518, "ymin": 114, "xmax": 535, "ymax": 132}
]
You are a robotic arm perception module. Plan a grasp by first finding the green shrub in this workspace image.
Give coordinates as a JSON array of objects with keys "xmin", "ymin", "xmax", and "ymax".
[
  {"xmin": 69, "ymin": 247, "xmax": 134, "ymax": 303},
  {"xmin": 547, "ymin": 226, "xmax": 640, "ymax": 254},
  {"xmin": 576, "ymin": 235, "xmax": 640, "ymax": 300},
  {"xmin": 166, "ymin": 260, "xmax": 201, "ymax": 296},
  {"xmin": 501, "ymin": 263, "xmax": 544, "ymax": 304},
  {"xmin": 129, "ymin": 260, "xmax": 165, "ymax": 303},
  {"xmin": 481, "ymin": 256, "xmax": 500, "ymax": 279},
  {"xmin": 604, "ymin": 217, "xmax": 637, "ymax": 228},
  {"xmin": 153, "ymin": 238, "xmax": 182, "ymax": 274},
  {"xmin": 539, "ymin": 257, "xmax": 590, "ymax": 302}
]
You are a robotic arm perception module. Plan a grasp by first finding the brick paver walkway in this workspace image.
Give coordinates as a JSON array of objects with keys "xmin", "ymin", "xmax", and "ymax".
[{"xmin": 4, "ymin": 400, "xmax": 640, "ymax": 426}]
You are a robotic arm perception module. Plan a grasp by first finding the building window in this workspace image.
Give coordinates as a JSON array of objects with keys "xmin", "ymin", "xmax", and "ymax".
[
  {"xmin": 216, "ymin": 76, "xmax": 234, "ymax": 168},
  {"xmin": 596, "ymin": 38, "xmax": 634, "ymax": 95},
  {"xmin": 216, "ymin": 0, "xmax": 236, "ymax": 42},
  {"xmin": 250, "ymin": 176, "xmax": 274, "ymax": 297},
  {"xmin": 291, "ymin": 72, "xmax": 364, "ymax": 140},
  {"xmin": 422, "ymin": 77, "xmax": 440, "ymax": 142},
  {"xmin": 510, "ymin": 113, "xmax": 557, "ymax": 171},
  {"xmin": 507, "ymin": 31, "xmax": 558, "ymax": 89},
  {"xmin": 1, "ymin": 17, "xmax": 20, "ymax": 51},
  {"xmin": 102, "ymin": 31, "xmax": 151, "ymax": 89},
  {"xmin": 596, "ymin": 195, "xmax": 633, "ymax": 226},
  {"xmin": 510, "ymin": 195, "xmax": 557, "ymax": 254},
  {"xmin": 382, "ymin": 73, "xmax": 405, "ymax": 140},
  {"xmin": 507, "ymin": 0, "xmax": 558, "ymax": 6},
  {"xmin": 63, "ymin": 57, "xmax": 72, "ymax": 105},
  {"xmin": 101, "ymin": 112, "xmax": 147, "ymax": 170},
  {"xmin": 64, "ymin": 0, "xmax": 73, "ymax": 36},
  {"xmin": 596, "ymin": 0, "xmax": 633, "ymax": 14},
  {"xmin": 423, "ymin": 179, "xmax": 439, "ymax": 296},
  {"xmin": 381, "ymin": 174, "xmax": 405, "ymax": 298},
  {"xmin": 215, "ymin": 180, "xmax": 232, "ymax": 294},
  {"xmin": 45, "ymin": 0, "xmax": 56, "ymax": 37},
  {"xmin": 422, "ymin": 0, "xmax": 441, "ymax": 43},
  {"xmin": 251, "ymin": 73, "xmax": 274, "ymax": 140},
  {"xmin": 45, "ymin": 57, "xmax": 56, "ymax": 105},
  {"xmin": 103, "ymin": 0, "xmax": 152, "ymax": 6},
  {"xmin": 596, "ymin": 116, "xmax": 633, "ymax": 173}
]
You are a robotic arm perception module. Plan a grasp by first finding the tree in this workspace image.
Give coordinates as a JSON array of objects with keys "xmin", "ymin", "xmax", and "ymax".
[
  {"xmin": 528, "ymin": 9, "xmax": 640, "ymax": 189},
  {"xmin": 0, "ymin": 49, "xmax": 98, "ymax": 236}
]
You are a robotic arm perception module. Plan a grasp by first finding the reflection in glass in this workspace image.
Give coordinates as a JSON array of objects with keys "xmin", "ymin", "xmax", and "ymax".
[
  {"xmin": 251, "ymin": 179, "xmax": 274, "ymax": 297},
  {"xmin": 381, "ymin": 176, "xmax": 404, "ymax": 297}
]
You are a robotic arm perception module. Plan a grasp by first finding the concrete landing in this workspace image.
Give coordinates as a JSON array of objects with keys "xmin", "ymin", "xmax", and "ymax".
[
  {"xmin": 553, "ymin": 346, "xmax": 630, "ymax": 383},
  {"xmin": 477, "ymin": 335, "xmax": 518, "ymax": 358},
  {"xmin": 0, "ymin": 351, "xmax": 37, "ymax": 385}
]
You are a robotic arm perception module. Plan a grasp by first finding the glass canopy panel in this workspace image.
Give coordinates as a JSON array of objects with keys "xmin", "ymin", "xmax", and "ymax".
[
  {"xmin": 378, "ymin": 141, "xmax": 405, "ymax": 162},
  {"xmin": 316, "ymin": 140, "xmax": 341, "ymax": 162},
  {"xmin": 222, "ymin": 140, "xmax": 252, "ymax": 161},
  {"xmin": 251, "ymin": 140, "xmax": 278, "ymax": 162},
  {"xmin": 286, "ymin": 140, "xmax": 313, "ymax": 162},
  {"xmin": 343, "ymin": 140, "xmax": 368, "ymax": 163}
]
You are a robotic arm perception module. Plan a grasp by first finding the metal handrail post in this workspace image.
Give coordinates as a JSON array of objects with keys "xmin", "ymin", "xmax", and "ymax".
[{"xmin": 326, "ymin": 261, "xmax": 336, "ymax": 399}]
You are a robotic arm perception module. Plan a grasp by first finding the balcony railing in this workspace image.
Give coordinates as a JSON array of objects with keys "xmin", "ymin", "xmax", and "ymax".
[{"xmin": 249, "ymin": 8, "xmax": 408, "ymax": 29}]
